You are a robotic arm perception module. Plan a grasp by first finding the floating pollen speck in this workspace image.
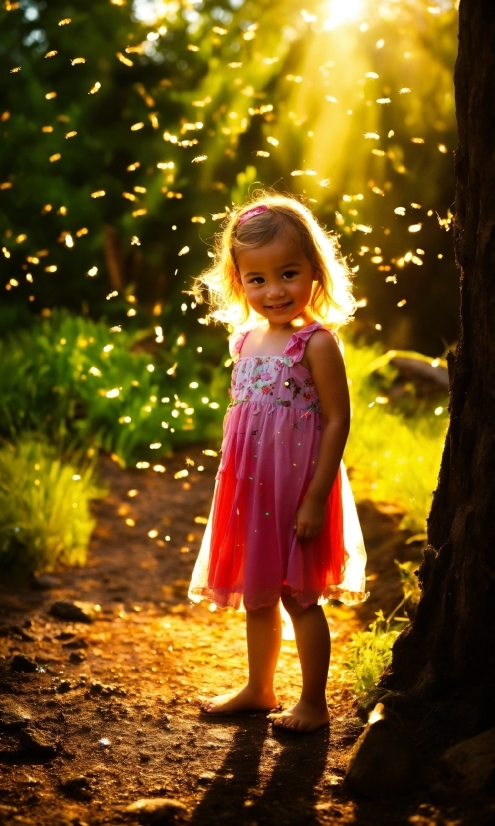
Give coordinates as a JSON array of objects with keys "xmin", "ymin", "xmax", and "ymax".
[
  {"xmin": 10, "ymin": 67, "xmax": 21, "ymax": 73},
  {"xmin": 117, "ymin": 52, "xmax": 134, "ymax": 67},
  {"xmin": 191, "ymin": 155, "xmax": 207, "ymax": 163},
  {"xmin": 71, "ymin": 58, "xmax": 86, "ymax": 65},
  {"xmin": 45, "ymin": 51, "xmax": 58, "ymax": 58},
  {"xmin": 58, "ymin": 18, "xmax": 71, "ymax": 26},
  {"xmin": 88, "ymin": 82, "xmax": 101, "ymax": 95}
]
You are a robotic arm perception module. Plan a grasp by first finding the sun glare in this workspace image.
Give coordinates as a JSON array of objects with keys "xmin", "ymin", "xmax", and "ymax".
[{"xmin": 322, "ymin": 0, "xmax": 366, "ymax": 30}]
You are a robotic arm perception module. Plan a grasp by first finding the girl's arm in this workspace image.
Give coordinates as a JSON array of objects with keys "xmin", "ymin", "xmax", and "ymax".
[{"xmin": 295, "ymin": 330, "xmax": 351, "ymax": 541}]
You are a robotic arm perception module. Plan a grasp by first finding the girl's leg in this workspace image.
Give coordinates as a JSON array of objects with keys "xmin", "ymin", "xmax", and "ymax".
[
  {"xmin": 269, "ymin": 595, "xmax": 330, "ymax": 732},
  {"xmin": 202, "ymin": 603, "xmax": 281, "ymax": 713}
]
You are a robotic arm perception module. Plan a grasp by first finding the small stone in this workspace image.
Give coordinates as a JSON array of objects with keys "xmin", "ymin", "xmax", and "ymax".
[
  {"xmin": 69, "ymin": 651, "xmax": 87, "ymax": 664},
  {"xmin": 8, "ymin": 624, "xmax": 36, "ymax": 642},
  {"xmin": 10, "ymin": 654, "xmax": 38, "ymax": 673},
  {"xmin": 125, "ymin": 797, "xmax": 188, "ymax": 823},
  {"xmin": 0, "ymin": 701, "xmax": 31, "ymax": 730},
  {"xmin": 49, "ymin": 600, "xmax": 96, "ymax": 623},
  {"xmin": 19, "ymin": 727, "xmax": 58, "ymax": 758},
  {"xmin": 63, "ymin": 638, "xmax": 88, "ymax": 649},
  {"xmin": 57, "ymin": 680, "xmax": 72, "ymax": 694},
  {"xmin": 87, "ymin": 680, "xmax": 125, "ymax": 698},
  {"xmin": 60, "ymin": 774, "xmax": 91, "ymax": 800},
  {"xmin": 198, "ymin": 771, "xmax": 216, "ymax": 784},
  {"xmin": 345, "ymin": 703, "xmax": 419, "ymax": 797},
  {"xmin": 432, "ymin": 725, "xmax": 495, "ymax": 798},
  {"xmin": 32, "ymin": 574, "xmax": 61, "ymax": 590},
  {"xmin": 139, "ymin": 751, "xmax": 152, "ymax": 762}
]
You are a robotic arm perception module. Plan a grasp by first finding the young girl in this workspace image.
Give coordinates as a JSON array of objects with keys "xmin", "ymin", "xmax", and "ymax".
[{"xmin": 189, "ymin": 194, "xmax": 367, "ymax": 732}]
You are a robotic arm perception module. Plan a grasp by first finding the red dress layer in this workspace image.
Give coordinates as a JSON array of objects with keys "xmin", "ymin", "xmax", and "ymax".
[{"xmin": 189, "ymin": 323, "xmax": 367, "ymax": 610}]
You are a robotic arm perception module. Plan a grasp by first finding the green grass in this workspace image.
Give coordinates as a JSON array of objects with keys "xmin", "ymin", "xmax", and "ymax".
[
  {"xmin": 343, "ymin": 338, "xmax": 448, "ymax": 533},
  {"xmin": 344, "ymin": 561, "xmax": 422, "ymax": 694},
  {"xmin": 344, "ymin": 609, "xmax": 407, "ymax": 695},
  {"xmin": 0, "ymin": 438, "xmax": 105, "ymax": 576},
  {"xmin": 0, "ymin": 311, "xmax": 228, "ymax": 467}
]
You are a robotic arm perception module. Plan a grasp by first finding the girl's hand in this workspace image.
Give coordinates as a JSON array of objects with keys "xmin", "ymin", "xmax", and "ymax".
[{"xmin": 295, "ymin": 496, "xmax": 325, "ymax": 541}]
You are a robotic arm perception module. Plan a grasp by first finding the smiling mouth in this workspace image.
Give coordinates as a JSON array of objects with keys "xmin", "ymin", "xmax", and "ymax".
[{"xmin": 266, "ymin": 301, "xmax": 292, "ymax": 310}]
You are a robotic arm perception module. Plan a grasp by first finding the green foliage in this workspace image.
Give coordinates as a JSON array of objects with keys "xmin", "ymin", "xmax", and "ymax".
[
  {"xmin": 0, "ymin": 437, "xmax": 103, "ymax": 576},
  {"xmin": 0, "ymin": 310, "xmax": 228, "ymax": 466},
  {"xmin": 343, "ymin": 337, "xmax": 447, "ymax": 532},
  {"xmin": 344, "ymin": 609, "xmax": 408, "ymax": 695},
  {"xmin": 395, "ymin": 559, "xmax": 422, "ymax": 604},
  {"xmin": 344, "ymin": 561, "xmax": 422, "ymax": 694}
]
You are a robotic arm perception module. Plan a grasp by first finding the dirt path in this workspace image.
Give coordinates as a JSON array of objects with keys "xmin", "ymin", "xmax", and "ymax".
[{"xmin": 0, "ymin": 449, "xmax": 474, "ymax": 825}]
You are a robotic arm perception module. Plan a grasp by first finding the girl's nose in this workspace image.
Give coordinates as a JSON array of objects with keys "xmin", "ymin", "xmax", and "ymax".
[{"xmin": 266, "ymin": 283, "xmax": 285, "ymax": 298}]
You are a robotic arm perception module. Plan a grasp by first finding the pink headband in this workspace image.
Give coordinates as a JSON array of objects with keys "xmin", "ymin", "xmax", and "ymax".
[{"xmin": 237, "ymin": 204, "xmax": 269, "ymax": 226}]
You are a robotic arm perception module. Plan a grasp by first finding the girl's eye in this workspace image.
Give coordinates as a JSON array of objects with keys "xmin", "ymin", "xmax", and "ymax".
[
  {"xmin": 248, "ymin": 277, "xmax": 264, "ymax": 285},
  {"xmin": 282, "ymin": 270, "xmax": 298, "ymax": 279}
]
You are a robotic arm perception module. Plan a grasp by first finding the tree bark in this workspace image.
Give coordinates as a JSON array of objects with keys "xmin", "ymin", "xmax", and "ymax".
[{"xmin": 382, "ymin": 0, "xmax": 495, "ymax": 728}]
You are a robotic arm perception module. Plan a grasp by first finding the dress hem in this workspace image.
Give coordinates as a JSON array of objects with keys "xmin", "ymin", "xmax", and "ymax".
[{"xmin": 188, "ymin": 584, "xmax": 368, "ymax": 611}]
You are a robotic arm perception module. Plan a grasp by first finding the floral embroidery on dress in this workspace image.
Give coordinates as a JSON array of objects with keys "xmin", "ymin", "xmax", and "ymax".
[{"xmin": 229, "ymin": 325, "xmax": 325, "ymax": 415}]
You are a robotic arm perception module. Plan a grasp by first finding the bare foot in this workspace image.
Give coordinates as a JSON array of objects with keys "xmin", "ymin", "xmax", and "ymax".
[
  {"xmin": 268, "ymin": 699, "xmax": 330, "ymax": 733},
  {"xmin": 202, "ymin": 684, "xmax": 278, "ymax": 715}
]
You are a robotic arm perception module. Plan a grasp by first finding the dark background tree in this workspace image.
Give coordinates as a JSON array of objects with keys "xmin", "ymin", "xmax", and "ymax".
[{"xmin": 383, "ymin": 0, "xmax": 495, "ymax": 733}]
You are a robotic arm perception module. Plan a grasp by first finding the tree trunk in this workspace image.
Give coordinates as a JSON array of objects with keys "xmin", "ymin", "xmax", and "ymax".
[{"xmin": 382, "ymin": 0, "xmax": 495, "ymax": 730}]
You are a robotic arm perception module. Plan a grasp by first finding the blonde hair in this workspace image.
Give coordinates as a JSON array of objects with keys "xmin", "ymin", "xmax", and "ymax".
[{"xmin": 194, "ymin": 192, "xmax": 356, "ymax": 329}]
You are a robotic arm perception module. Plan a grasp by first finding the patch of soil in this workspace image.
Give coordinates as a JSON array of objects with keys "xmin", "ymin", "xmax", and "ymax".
[{"xmin": 0, "ymin": 450, "xmax": 488, "ymax": 825}]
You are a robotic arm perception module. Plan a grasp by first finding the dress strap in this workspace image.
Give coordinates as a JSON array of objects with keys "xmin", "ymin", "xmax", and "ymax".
[
  {"xmin": 229, "ymin": 330, "xmax": 251, "ymax": 362},
  {"xmin": 283, "ymin": 323, "xmax": 338, "ymax": 363}
]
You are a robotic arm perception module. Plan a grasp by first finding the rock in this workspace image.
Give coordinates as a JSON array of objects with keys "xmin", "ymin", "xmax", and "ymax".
[
  {"xmin": 198, "ymin": 771, "xmax": 216, "ymax": 784},
  {"xmin": 63, "ymin": 638, "xmax": 88, "ymax": 649},
  {"xmin": 69, "ymin": 651, "xmax": 87, "ymax": 664},
  {"xmin": 0, "ymin": 701, "xmax": 31, "ymax": 730},
  {"xmin": 432, "ymin": 725, "xmax": 495, "ymax": 798},
  {"xmin": 345, "ymin": 703, "xmax": 419, "ymax": 797},
  {"xmin": 87, "ymin": 681, "xmax": 126, "ymax": 697},
  {"xmin": 56, "ymin": 680, "xmax": 72, "ymax": 694},
  {"xmin": 32, "ymin": 574, "xmax": 61, "ymax": 590},
  {"xmin": 125, "ymin": 797, "xmax": 188, "ymax": 823},
  {"xmin": 49, "ymin": 600, "xmax": 96, "ymax": 623},
  {"xmin": 10, "ymin": 654, "xmax": 38, "ymax": 673},
  {"xmin": 60, "ymin": 774, "xmax": 91, "ymax": 800},
  {"xmin": 7, "ymin": 625, "xmax": 36, "ymax": 642},
  {"xmin": 19, "ymin": 727, "xmax": 58, "ymax": 758}
]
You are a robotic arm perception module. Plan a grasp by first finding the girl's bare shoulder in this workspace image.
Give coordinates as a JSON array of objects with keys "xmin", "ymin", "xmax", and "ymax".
[{"xmin": 304, "ymin": 328, "xmax": 343, "ymax": 364}]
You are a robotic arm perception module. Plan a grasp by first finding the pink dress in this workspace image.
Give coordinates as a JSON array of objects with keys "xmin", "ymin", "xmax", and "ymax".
[{"xmin": 189, "ymin": 323, "xmax": 367, "ymax": 611}]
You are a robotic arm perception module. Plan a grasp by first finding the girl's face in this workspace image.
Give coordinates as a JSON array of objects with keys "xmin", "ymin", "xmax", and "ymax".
[{"xmin": 236, "ymin": 232, "xmax": 317, "ymax": 329}]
